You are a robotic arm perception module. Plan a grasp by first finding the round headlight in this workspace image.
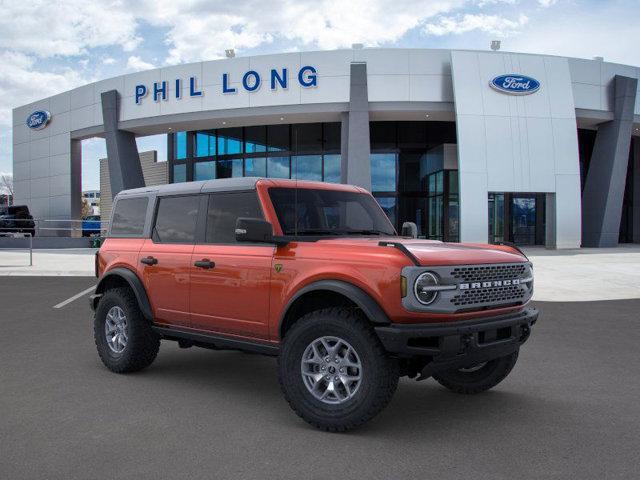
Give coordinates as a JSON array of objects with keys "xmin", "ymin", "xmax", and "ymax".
[{"xmin": 414, "ymin": 272, "xmax": 439, "ymax": 305}]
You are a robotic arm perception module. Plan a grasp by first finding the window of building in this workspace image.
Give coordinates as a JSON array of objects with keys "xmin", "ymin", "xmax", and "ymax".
[
  {"xmin": 195, "ymin": 131, "xmax": 216, "ymax": 157},
  {"xmin": 323, "ymin": 154, "xmax": 341, "ymax": 183},
  {"xmin": 205, "ymin": 192, "xmax": 263, "ymax": 244},
  {"xmin": 245, "ymin": 157, "xmax": 267, "ymax": 177},
  {"xmin": 217, "ymin": 159, "xmax": 243, "ymax": 178},
  {"xmin": 153, "ymin": 195, "xmax": 200, "ymax": 243},
  {"xmin": 245, "ymin": 126, "xmax": 267, "ymax": 153},
  {"xmin": 267, "ymin": 156, "xmax": 290, "ymax": 178},
  {"xmin": 267, "ymin": 124, "xmax": 290, "ymax": 152},
  {"xmin": 173, "ymin": 164, "xmax": 187, "ymax": 183},
  {"xmin": 371, "ymin": 153, "xmax": 397, "ymax": 192},
  {"xmin": 194, "ymin": 161, "xmax": 216, "ymax": 181},
  {"xmin": 292, "ymin": 155, "xmax": 322, "ymax": 181},
  {"xmin": 168, "ymin": 123, "xmax": 340, "ymax": 183},
  {"xmin": 110, "ymin": 197, "xmax": 148, "ymax": 236},
  {"xmin": 174, "ymin": 131, "xmax": 187, "ymax": 160},
  {"xmin": 217, "ymin": 127, "xmax": 243, "ymax": 155}
]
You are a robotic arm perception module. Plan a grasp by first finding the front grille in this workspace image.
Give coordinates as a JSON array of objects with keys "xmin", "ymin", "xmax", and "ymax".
[
  {"xmin": 451, "ymin": 285, "xmax": 525, "ymax": 307},
  {"xmin": 451, "ymin": 264, "xmax": 527, "ymax": 283}
]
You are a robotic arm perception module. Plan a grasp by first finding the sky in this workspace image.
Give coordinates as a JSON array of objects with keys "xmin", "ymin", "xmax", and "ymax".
[{"xmin": 0, "ymin": 0, "xmax": 639, "ymax": 192}]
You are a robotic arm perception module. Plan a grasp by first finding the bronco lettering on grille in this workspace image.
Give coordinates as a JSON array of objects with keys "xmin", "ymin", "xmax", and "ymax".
[{"xmin": 459, "ymin": 279, "xmax": 521, "ymax": 290}]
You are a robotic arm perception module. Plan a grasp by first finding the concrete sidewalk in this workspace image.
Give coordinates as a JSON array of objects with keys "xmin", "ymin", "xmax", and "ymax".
[
  {"xmin": 1, "ymin": 245, "xmax": 639, "ymax": 301},
  {"xmin": 0, "ymin": 248, "xmax": 96, "ymax": 276}
]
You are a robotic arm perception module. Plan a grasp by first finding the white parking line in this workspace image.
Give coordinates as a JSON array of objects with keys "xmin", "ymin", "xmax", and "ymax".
[{"xmin": 53, "ymin": 285, "xmax": 96, "ymax": 309}]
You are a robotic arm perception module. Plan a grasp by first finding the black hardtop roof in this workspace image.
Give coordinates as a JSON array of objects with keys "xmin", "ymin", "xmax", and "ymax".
[{"xmin": 116, "ymin": 177, "xmax": 262, "ymax": 198}]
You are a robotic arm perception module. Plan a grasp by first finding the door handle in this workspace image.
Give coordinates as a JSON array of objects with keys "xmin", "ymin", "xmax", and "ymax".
[
  {"xmin": 140, "ymin": 256, "xmax": 158, "ymax": 266},
  {"xmin": 194, "ymin": 259, "xmax": 215, "ymax": 269}
]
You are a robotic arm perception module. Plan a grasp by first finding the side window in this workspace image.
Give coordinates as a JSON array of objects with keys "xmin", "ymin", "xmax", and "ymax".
[
  {"xmin": 153, "ymin": 195, "xmax": 200, "ymax": 244},
  {"xmin": 110, "ymin": 197, "xmax": 148, "ymax": 236},
  {"xmin": 206, "ymin": 192, "xmax": 263, "ymax": 244}
]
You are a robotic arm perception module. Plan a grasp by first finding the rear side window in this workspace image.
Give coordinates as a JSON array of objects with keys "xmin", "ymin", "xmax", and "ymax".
[
  {"xmin": 153, "ymin": 195, "xmax": 200, "ymax": 244},
  {"xmin": 206, "ymin": 192, "xmax": 263, "ymax": 244},
  {"xmin": 110, "ymin": 197, "xmax": 148, "ymax": 236}
]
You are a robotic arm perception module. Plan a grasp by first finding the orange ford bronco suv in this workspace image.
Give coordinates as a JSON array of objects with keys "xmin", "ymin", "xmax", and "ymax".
[{"xmin": 91, "ymin": 177, "xmax": 537, "ymax": 431}]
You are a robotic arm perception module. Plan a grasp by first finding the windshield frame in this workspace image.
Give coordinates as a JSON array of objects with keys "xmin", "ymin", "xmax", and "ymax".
[{"xmin": 266, "ymin": 186, "xmax": 397, "ymax": 240}]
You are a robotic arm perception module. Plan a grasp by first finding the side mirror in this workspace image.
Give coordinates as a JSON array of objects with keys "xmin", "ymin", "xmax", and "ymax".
[
  {"xmin": 235, "ymin": 217, "xmax": 275, "ymax": 243},
  {"xmin": 401, "ymin": 221, "xmax": 418, "ymax": 238}
]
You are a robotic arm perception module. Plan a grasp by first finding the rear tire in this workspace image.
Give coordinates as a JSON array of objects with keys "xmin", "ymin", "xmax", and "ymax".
[
  {"xmin": 433, "ymin": 350, "xmax": 519, "ymax": 394},
  {"xmin": 278, "ymin": 307, "xmax": 399, "ymax": 432},
  {"xmin": 94, "ymin": 287, "xmax": 160, "ymax": 373}
]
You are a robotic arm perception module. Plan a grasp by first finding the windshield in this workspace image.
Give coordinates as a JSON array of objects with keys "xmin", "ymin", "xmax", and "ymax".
[{"xmin": 268, "ymin": 187, "xmax": 396, "ymax": 237}]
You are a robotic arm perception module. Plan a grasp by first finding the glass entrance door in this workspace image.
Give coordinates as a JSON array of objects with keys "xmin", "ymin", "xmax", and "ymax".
[{"xmin": 510, "ymin": 196, "xmax": 537, "ymax": 245}]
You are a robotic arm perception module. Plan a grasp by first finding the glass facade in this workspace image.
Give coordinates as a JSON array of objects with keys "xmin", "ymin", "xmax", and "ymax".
[
  {"xmin": 369, "ymin": 121, "xmax": 459, "ymax": 241},
  {"xmin": 169, "ymin": 123, "xmax": 341, "ymax": 184}
]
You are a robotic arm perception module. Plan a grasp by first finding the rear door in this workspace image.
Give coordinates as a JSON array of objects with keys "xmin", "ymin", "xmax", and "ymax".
[
  {"xmin": 189, "ymin": 191, "xmax": 273, "ymax": 340},
  {"xmin": 139, "ymin": 194, "xmax": 200, "ymax": 327}
]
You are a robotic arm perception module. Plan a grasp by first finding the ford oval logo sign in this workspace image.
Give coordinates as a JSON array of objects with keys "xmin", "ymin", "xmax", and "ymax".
[
  {"xmin": 26, "ymin": 110, "xmax": 51, "ymax": 130},
  {"xmin": 490, "ymin": 74, "xmax": 540, "ymax": 95}
]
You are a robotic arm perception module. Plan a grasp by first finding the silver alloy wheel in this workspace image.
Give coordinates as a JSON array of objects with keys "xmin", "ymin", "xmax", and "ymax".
[
  {"xmin": 300, "ymin": 336, "xmax": 363, "ymax": 405},
  {"xmin": 458, "ymin": 362, "xmax": 488, "ymax": 373},
  {"xmin": 105, "ymin": 306, "xmax": 128, "ymax": 354}
]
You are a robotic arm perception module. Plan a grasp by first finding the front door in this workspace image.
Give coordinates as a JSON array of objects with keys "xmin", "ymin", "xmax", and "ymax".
[
  {"xmin": 510, "ymin": 195, "xmax": 537, "ymax": 245},
  {"xmin": 139, "ymin": 194, "xmax": 200, "ymax": 326},
  {"xmin": 189, "ymin": 191, "xmax": 273, "ymax": 340}
]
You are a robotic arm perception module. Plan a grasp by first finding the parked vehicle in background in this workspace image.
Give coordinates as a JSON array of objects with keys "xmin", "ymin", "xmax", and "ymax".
[
  {"xmin": 82, "ymin": 215, "xmax": 102, "ymax": 237},
  {"xmin": 91, "ymin": 178, "xmax": 538, "ymax": 432},
  {"xmin": 0, "ymin": 205, "xmax": 35, "ymax": 237}
]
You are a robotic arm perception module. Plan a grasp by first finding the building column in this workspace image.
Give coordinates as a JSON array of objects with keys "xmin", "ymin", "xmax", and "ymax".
[
  {"xmin": 101, "ymin": 90, "xmax": 145, "ymax": 198},
  {"xmin": 341, "ymin": 63, "xmax": 371, "ymax": 191},
  {"xmin": 582, "ymin": 75, "xmax": 638, "ymax": 247},
  {"xmin": 633, "ymin": 138, "xmax": 640, "ymax": 243}
]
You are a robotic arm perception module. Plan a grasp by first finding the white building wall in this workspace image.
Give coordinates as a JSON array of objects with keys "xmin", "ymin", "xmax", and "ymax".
[{"xmin": 451, "ymin": 50, "xmax": 582, "ymax": 248}]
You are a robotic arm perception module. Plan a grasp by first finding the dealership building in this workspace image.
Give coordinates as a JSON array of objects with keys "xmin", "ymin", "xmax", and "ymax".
[{"xmin": 11, "ymin": 48, "xmax": 640, "ymax": 248}]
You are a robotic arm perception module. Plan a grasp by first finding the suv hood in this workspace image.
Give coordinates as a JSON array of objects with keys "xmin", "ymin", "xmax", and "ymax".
[
  {"xmin": 396, "ymin": 239, "xmax": 526, "ymax": 266},
  {"xmin": 316, "ymin": 237, "xmax": 527, "ymax": 266}
]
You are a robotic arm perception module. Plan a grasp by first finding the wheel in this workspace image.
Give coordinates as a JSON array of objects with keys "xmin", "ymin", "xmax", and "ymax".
[
  {"xmin": 432, "ymin": 350, "xmax": 519, "ymax": 394},
  {"xmin": 278, "ymin": 307, "xmax": 399, "ymax": 432},
  {"xmin": 94, "ymin": 287, "xmax": 160, "ymax": 373}
]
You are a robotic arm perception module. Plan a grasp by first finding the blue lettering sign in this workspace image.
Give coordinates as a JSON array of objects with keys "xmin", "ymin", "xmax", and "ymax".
[
  {"xmin": 135, "ymin": 85, "xmax": 147, "ymax": 104},
  {"xmin": 222, "ymin": 73, "xmax": 236, "ymax": 94},
  {"xmin": 190, "ymin": 76, "xmax": 202, "ymax": 97},
  {"xmin": 153, "ymin": 81, "xmax": 167, "ymax": 101},
  {"xmin": 271, "ymin": 68, "xmax": 287, "ymax": 90},
  {"xmin": 490, "ymin": 74, "xmax": 540, "ymax": 95},
  {"xmin": 242, "ymin": 71, "xmax": 261, "ymax": 92},
  {"xmin": 298, "ymin": 66, "xmax": 317, "ymax": 87}
]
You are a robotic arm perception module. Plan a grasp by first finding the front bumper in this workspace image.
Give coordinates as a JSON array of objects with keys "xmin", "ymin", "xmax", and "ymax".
[{"xmin": 375, "ymin": 308, "xmax": 538, "ymax": 375}]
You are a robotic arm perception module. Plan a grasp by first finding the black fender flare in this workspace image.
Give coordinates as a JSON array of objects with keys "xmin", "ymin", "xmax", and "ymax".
[
  {"xmin": 93, "ymin": 267, "xmax": 153, "ymax": 321},
  {"xmin": 280, "ymin": 280, "xmax": 391, "ymax": 336}
]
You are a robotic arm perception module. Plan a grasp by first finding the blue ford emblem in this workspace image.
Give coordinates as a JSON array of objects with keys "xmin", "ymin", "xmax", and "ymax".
[
  {"xmin": 26, "ymin": 110, "xmax": 51, "ymax": 130},
  {"xmin": 490, "ymin": 74, "xmax": 540, "ymax": 95}
]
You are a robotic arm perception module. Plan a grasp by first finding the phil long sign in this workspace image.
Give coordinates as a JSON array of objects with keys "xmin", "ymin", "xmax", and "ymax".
[
  {"xmin": 135, "ymin": 66, "xmax": 318, "ymax": 105},
  {"xmin": 490, "ymin": 74, "xmax": 540, "ymax": 95}
]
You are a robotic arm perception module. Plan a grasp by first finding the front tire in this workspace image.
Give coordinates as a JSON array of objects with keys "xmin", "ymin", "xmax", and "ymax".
[
  {"xmin": 94, "ymin": 287, "xmax": 160, "ymax": 373},
  {"xmin": 278, "ymin": 308, "xmax": 399, "ymax": 432},
  {"xmin": 432, "ymin": 350, "xmax": 519, "ymax": 394}
]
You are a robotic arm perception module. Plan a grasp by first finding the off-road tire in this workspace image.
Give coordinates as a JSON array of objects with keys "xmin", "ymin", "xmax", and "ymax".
[
  {"xmin": 278, "ymin": 307, "xmax": 399, "ymax": 432},
  {"xmin": 433, "ymin": 350, "xmax": 519, "ymax": 394},
  {"xmin": 94, "ymin": 287, "xmax": 160, "ymax": 373}
]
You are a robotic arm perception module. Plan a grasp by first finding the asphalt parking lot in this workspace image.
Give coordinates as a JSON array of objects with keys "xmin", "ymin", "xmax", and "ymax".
[{"xmin": 1, "ymin": 277, "xmax": 639, "ymax": 479}]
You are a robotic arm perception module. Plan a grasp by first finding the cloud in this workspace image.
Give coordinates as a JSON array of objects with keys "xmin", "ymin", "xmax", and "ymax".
[
  {"xmin": 126, "ymin": 55, "xmax": 156, "ymax": 72},
  {"xmin": 135, "ymin": 0, "xmax": 466, "ymax": 64},
  {"xmin": 102, "ymin": 57, "xmax": 116, "ymax": 65},
  {"xmin": 538, "ymin": 0, "xmax": 558, "ymax": 7},
  {"xmin": 424, "ymin": 13, "xmax": 529, "ymax": 36},
  {"xmin": 0, "ymin": 0, "xmax": 141, "ymax": 57}
]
